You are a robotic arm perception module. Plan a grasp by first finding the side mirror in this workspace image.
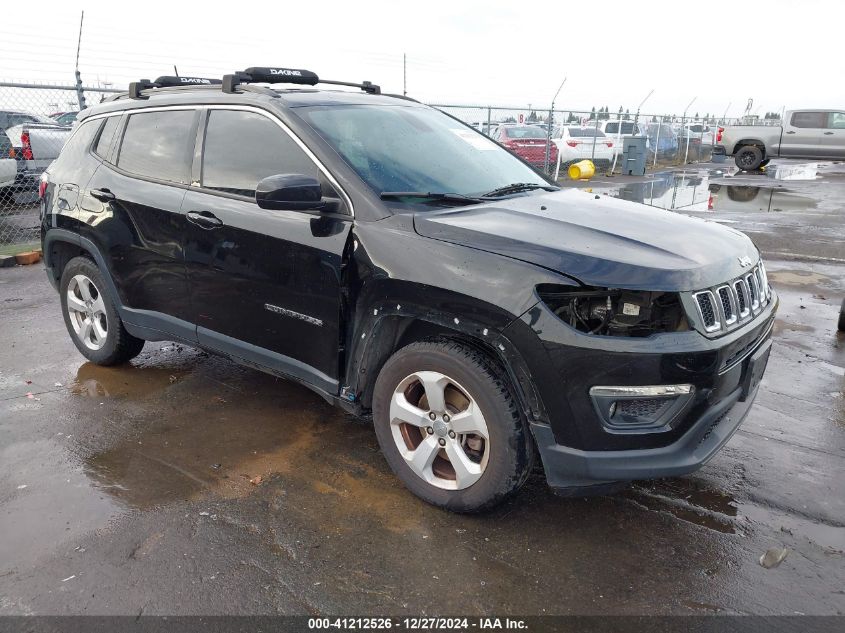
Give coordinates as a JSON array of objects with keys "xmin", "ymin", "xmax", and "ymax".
[{"xmin": 255, "ymin": 174, "xmax": 324, "ymax": 211}]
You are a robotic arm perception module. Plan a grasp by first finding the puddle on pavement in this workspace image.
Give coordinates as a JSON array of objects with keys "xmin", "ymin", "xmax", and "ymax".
[
  {"xmin": 83, "ymin": 380, "xmax": 330, "ymax": 508},
  {"xmin": 600, "ymin": 170, "xmax": 817, "ymax": 215},
  {"xmin": 71, "ymin": 347, "xmax": 200, "ymax": 399},
  {"xmin": 628, "ymin": 479, "xmax": 738, "ymax": 534},
  {"xmin": 80, "ymin": 371, "xmax": 425, "ymax": 534}
]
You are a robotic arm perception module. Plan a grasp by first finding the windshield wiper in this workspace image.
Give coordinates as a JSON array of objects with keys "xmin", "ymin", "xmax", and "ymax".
[
  {"xmin": 379, "ymin": 191, "xmax": 487, "ymax": 205},
  {"xmin": 481, "ymin": 182, "xmax": 558, "ymax": 198}
]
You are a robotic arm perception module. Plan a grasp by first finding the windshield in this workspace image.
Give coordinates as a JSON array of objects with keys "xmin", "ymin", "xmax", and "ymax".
[{"xmin": 298, "ymin": 105, "xmax": 549, "ymax": 198}]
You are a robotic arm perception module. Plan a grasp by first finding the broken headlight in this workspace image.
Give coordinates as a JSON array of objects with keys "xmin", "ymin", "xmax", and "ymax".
[{"xmin": 537, "ymin": 284, "xmax": 689, "ymax": 337}]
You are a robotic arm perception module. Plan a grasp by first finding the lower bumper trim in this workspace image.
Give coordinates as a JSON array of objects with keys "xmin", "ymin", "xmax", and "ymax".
[{"xmin": 532, "ymin": 383, "xmax": 757, "ymax": 491}]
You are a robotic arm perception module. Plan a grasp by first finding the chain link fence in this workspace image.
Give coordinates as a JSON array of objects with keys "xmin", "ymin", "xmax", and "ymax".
[
  {"xmin": 0, "ymin": 79, "xmax": 783, "ymax": 248},
  {"xmin": 0, "ymin": 82, "xmax": 120, "ymax": 247}
]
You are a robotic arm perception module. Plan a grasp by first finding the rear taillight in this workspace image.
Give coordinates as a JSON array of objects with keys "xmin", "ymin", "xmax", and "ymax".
[
  {"xmin": 566, "ymin": 141, "xmax": 578, "ymax": 147},
  {"xmin": 606, "ymin": 141, "xmax": 613, "ymax": 147},
  {"xmin": 20, "ymin": 131, "xmax": 34, "ymax": 160},
  {"xmin": 716, "ymin": 127, "xmax": 724, "ymax": 142},
  {"xmin": 38, "ymin": 173, "xmax": 48, "ymax": 199}
]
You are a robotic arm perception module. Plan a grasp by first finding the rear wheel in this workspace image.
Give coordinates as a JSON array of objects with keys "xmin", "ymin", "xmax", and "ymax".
[
  {"xmin": 372, "ymin": 340, "xmax": 534, "ymax": 512},
  {"xmin": 60, "ymin": 256, "xmax": 145, "ymax": 365},
  {"xmin": 735, "ymin": 145, "xmax": 764, "ymax": 171}
]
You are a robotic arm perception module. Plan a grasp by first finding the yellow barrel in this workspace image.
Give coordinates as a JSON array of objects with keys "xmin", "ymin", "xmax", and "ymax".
[{"xmin": 568, "ymin": 160, "xmax": 595, "ymax": 180}]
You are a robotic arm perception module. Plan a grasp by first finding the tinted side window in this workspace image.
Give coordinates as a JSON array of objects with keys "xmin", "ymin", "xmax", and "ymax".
[
  {"xmin": 605, "ymin": 122, "xmax": 618, "ymax": 134},
  {"xmin": 117, "ymin": 110, "xmax": 195, "ymax": 183},
  {"xmin": 93, "ymin": 116, "xmax": 120, "ymax": 160},
  {"xmin": 201, "ymin": 110, "xmax": 320, "ymax": 197},
  {"xmin": 790, "ymin": 111, "xmax": 826, "ymax": 128}
]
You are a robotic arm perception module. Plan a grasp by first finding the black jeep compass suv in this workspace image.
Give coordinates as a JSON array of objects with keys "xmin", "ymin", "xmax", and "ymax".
[{"xmin": 40, "ymin": 68, "xmax": 776, "ymax": 512}]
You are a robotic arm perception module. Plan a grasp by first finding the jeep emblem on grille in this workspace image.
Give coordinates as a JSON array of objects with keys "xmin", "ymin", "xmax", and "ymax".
[{"xmin": 737, "ymin": 256, "xmax": 752, "ymax": 267}]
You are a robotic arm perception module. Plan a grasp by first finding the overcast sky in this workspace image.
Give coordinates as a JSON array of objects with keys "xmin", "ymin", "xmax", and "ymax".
[{"xmin": 2, "ymin": 0, "xmax": 841, "ymax": 117}]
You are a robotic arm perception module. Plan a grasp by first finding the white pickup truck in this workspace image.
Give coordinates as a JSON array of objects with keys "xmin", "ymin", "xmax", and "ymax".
[
  {"xmin": 715, "ymin": 109, "xmax": 845, "ymax": 170},
  {"xmin": 0, "ymin": 110, "xmax": 73, "ymax": 193}
]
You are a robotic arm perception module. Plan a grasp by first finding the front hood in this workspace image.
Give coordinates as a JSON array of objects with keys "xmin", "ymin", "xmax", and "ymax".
[{"xmin": 413, "ymin": 189, "xmax": 759, "ymax": 291}]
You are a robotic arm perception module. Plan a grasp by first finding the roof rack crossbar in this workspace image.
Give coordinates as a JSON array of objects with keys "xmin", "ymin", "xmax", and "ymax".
[
  {"xmin": 222, "ymin": 67, "xmax": 380, "ymax": 95},
  {"xmin": 128, "ymin": 76, "xmax": 223, "ymax": 100}
]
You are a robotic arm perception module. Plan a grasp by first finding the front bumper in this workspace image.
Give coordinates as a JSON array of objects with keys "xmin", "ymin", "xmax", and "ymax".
[
  {"xmin": 533, "ymin": 379, "xmax": 757, "ymax": 492},
  {"xmin": 507, "ymin": 289, "xmax": 777, "ymax": 493}
]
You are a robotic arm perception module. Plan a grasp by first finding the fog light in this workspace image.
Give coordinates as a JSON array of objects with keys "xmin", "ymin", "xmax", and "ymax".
[{"xmin": 589, "ymin": 384, "xmax": 695, "ymax": 432}]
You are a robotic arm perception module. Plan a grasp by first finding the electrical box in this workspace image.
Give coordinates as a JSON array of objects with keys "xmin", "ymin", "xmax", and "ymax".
[{"xmin": 622, "ymin": 136, "xmax": 647, "ymax": 176}]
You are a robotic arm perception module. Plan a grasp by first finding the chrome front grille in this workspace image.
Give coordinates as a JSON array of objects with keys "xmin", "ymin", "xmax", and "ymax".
[{"xmin": 691, "ymin": 262, "xmax": 771, "ymax": 335}]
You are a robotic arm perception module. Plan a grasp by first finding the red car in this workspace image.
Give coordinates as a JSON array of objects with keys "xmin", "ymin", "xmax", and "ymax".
[{"xmin": 493, "ymin": 124, "xmax": 557, "ymax": 170}]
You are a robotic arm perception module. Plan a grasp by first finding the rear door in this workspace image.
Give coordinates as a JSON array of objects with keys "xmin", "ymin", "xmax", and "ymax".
[
  {"xmin": 183, "ymin": 107, "xmax": 352, "ymax": 393},
  {"xmin": 779, "ymin": 111, "xmax": 825, "ymax": 157},
  {"xmin": 821, "ymin": 111, "xmax": 845, "ymax": 158},
  {"xmin": 78, "ymin": 108, "xmax": 198, "ymax": 339}
]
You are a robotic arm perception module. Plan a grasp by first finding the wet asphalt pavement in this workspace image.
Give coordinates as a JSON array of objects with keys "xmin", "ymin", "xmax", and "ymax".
[{"xmin": 0, "ymin": 160, "xmax": 843, "ymax": 616}]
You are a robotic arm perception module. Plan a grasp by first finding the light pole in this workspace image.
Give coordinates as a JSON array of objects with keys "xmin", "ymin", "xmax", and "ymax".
[
  {"xmin": 721, "ymin": 102, "xmax": 731, "ymax": 125},
  {"xmin": 682, "ymin": 96, "xmax": 696, "ymax": 165},
  {"xmin": 544, "ymin": 77, "xmax": 566, "ymax": 175}
]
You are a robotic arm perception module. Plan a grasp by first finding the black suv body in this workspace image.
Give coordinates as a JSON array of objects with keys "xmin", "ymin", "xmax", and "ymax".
[{"xmin": 40, "ymin": 71, "xmax": 776, "ymax": 511}]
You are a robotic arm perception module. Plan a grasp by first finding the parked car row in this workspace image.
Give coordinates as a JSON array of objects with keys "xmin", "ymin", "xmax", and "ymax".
[{"xmin": 482, "ymin": 117, "xmax": 719, "ymax": 170}]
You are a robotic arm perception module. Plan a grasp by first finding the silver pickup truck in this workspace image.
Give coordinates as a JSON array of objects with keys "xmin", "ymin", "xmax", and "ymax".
[
  {"xmin": 716, "ymin": 109, "xmax": 845, "ymax": 170},
  {"xmin": 0, "ymin": 111, "xmax": 73, "ymax": 191}
]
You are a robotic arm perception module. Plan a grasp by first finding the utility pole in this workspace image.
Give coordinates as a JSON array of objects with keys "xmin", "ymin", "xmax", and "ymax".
[
  {"xmin": 403, "ymin": 53, "xmax": 407, "ymax": 96},
  {"xmin": 544, "ymin": 77, "xmax": 566, "ymax": 175},
  {"xmin": 74, "ymin": 11, "xmax": 86, "ymax": 110}
]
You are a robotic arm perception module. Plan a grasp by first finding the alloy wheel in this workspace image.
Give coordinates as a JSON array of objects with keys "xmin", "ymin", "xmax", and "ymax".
[
  {"xmin": 66, "ymin": 274, "xmax": 108, "ymax": 351},
  {"xmin": 389, "ymin": 371, "xmax": 490, "ymax": 490}
]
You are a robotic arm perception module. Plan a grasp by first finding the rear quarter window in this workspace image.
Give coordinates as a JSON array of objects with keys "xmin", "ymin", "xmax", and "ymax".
[
  {"xmin": 48, "ymin": 119, "xmax": 101, "ymax": 174},
  {"xmin": 93, "ymin": 116, "xmax": 120, "ymax": 160},
  {"xmin": 117, "ymin": 110, "xmax": 196, "ymax": 184}
]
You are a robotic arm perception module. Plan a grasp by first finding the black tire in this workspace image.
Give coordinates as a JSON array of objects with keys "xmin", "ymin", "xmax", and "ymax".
[
  {"xmin": 838, "ymin": 298, "xmax": 845, "ymax": 332},
  {"xmin": 726, "ymin": 186, "xmax": 761, "ymax": 203},
  {"xmin": 372, "ymin": 340, "xmax": 535, "ymax": 512},
  {"xmin": 735, "ymin": 145, "xmax": 764, "ymax": 171},
  {"xmin": 59, "ymin": 256, "xmax": 145, "ymax": 365}
]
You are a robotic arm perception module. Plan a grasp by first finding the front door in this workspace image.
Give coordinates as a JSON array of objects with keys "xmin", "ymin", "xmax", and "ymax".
[
  {"xmin": 778, "ymin": 111, "xmax": 825, "ymax": 158},
  {"xmin": 183, "ymin": 108, "xmax": 352, "ymax": 393}
]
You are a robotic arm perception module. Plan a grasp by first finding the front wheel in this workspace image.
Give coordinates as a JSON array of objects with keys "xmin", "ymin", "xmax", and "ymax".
[{"xmin": 372, "ymin": 340, "xmax": 534, "ymax": 512}]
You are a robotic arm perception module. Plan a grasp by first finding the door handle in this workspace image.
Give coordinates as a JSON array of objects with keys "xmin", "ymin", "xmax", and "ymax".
[
  {"xmin": 824, "ymin": 131, "xmax": 834, "ymax": 135},
  {"xmin": 89, "ymin": 188, "xmax": 115, "ymax": 202},
  {"xmin": 187, "ymin": 210, "xmax": 224, "ymax": 229},
  {"xmin": 785, "ymin": 130, "xmax": 796, "ymax": 134}
]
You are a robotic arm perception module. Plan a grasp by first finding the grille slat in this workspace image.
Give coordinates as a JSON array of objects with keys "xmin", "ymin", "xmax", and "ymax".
[
  {"xmin": 694, "ymin": 291, "xmax": 718, "ymax": 331},
  {"xmin": 717, "ymin": 286, "xmax": 736, "ymax": 325}
]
